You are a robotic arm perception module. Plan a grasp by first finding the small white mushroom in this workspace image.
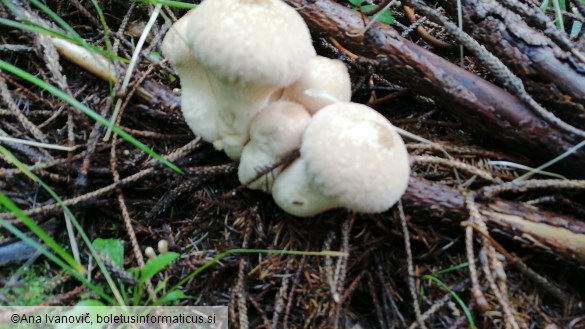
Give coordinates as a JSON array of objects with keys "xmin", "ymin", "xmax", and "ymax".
[
  {"xmin": 161, "ymin": 10, "xmax": 220, "ymax": 144},
  {"xmin": 238, "ymin": 101, "xmax": 311, "ymax": 192},
  {"xmin": 272, "ymin": 102, "xmax": 410, "ymax": 217},
  {"xmin": 281, "ymin": 56, "xmax": 352, "ymax": 114},
  {"xmin": 157, "ymin": 240, "xmax": 169, "ymax": 255},
  {"xmin": 182, "ymin": 0, "xmax": 316, "ymax": 159},
  {"xmin": 145, "ymin": 247, "xmax": 157, "ymax": 260}
]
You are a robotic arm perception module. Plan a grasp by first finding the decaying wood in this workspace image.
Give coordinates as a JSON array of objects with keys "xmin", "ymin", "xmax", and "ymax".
[
  {"xmin": 439, "ymin": 0, "xmax": 585, "ymax": 128},
  {"xmin": 275, "ymin": 1, "xmax": 585, "ymax": 265},
  {"xmin": 6, "ymin": 2, "xmax": 180, "ymax": 113},
  {"xmin": 404, "ymin": 178, "xmax": 585, "ymax": 265},
  {"xmin": 284, "ymin": 0, "xmax": 585, "ymax": 178}
]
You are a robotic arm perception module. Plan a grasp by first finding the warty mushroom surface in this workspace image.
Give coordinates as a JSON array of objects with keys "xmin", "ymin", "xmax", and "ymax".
[
  {"xmin": 161, "ymin": 9, "xmax": 220, "ymax": 144},
  {"xmin": 272, "ymin": 102, "xmax": 411, "ymax": 217},
  {"xmin": 238, "ymin": 100, "xmax": 311, "ymax": 192},
  {"xmin": 281, "ymin": 55, "xmax": 352, "ymax": 114},
  {"xmin": 180, "ymin": 0, "xmax": 316, "ymax": 160}
]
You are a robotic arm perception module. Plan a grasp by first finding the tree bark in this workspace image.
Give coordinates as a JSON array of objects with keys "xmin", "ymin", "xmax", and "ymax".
[
  {"xmin": 284, "ymin": 0, "xmax": 585, "ymax": 178},
  {"xmin": 439, "ymin": 0, "xmax": 585, "ymax": 129},
  {"xmin": 404, "ymin": 178, "xmax": 585, "ymax": 265}
]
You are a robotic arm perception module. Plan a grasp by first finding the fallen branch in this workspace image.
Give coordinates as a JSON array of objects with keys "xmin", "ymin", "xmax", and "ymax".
[
  {"xmin": 404, "ymin": 177, "xmax": 585, "ymax": 265},
  {"xmin": 5, "ymin": 2, "xmax": 180, "ymax": 113},
  {"xmin": 439, "ymin": 0, "xmax": 585, "ymax": 129},
  {"xmin": 284, "ymin": 0, "xmax": 585, "ymax": 178}
]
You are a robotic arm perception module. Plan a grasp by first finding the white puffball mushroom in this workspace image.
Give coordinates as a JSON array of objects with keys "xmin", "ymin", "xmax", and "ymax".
[
  {"xmin": 184, "ymin": 0, "xmax": 316, "ymax": 160},
  {"xmin": 157, "ymin": 240, "xmax": 169, "ymax": 255},
  {"xmin": 161, "ymin": 10, "xmax": 220, "ymax": 144},
  {"xmin": 281, "ymin": 56, "xmax": 352, "ymax": 114},
  {"xmin": 145, "ymin": 247, "xmax": 157, "ymax": 260},
  {"xmin": 161, "ymin": 9, "xmax": 194, "ymax": 70},
  {"xmin": 272, "ymin": 102, "xmax": 410, "ymax": 217},
  {"xmin": 238, "ymin": 101, "xmax": 311, "ymax": 192}
]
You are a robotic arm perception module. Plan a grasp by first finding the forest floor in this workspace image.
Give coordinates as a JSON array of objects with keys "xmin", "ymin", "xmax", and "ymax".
[{"xmin": 1, "ymin": 0, "xmax": 585, "ymax": 328}]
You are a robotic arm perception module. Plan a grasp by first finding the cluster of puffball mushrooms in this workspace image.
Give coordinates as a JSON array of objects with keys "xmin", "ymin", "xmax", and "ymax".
[{"xmin": 161, "ymin": 0, "xmax": 410, "ymax": 217}]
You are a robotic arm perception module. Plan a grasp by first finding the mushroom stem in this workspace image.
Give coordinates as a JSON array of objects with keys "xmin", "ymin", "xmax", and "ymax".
[
  {"xmin": 238, "ymin": 100, "xmax": 311, "ymax": 192},
  {"xmin": 210, "ymin": 81, "xmax": 281, "ymax": 160},
  {"xmin": 272, "ymin": 159, "xmax": 338, "ymax": 217},
  {"xmin": 177, "ymin": 62, "xmax": 220, "ymax": 144}
]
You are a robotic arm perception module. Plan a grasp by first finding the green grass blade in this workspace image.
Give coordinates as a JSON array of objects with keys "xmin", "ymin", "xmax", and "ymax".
[
  {"xmin": 0, "ymin": 0, "xmax": 127, "ymax": 64},
  {"xmin": 431, "ymin": 261, "xmax": 472, "ymax": 276},
  {"xmin": 135, "ymin": 0, "xmax": 196, "ymax": 9},
  {"xmin": 29, "ymin": 0, "xmax": 83, "ymax": 40},
  {"xmin": 0, "ymin": 18, "xmax": 127, "ymax": 63},
  {"xmin": 89, "ymin": 0, "xmax": 113, "ymax": 56},
  {"xmin": 0, "ymin": 59, "xmax": 183, "ymax": 174},
  {"xmin": 158, "ymin": 249, "xmax": 347, "ymax": 305},
  {"xmin": 0, "ymin": 17, "xmax": 71, "ymax": 38},
  {"xmin": 0, "ymin": 195, "xmax": 116, "ymax": 304},
  {"xmin": 422, "ymin": 274, "xmax": 476, "ymax": 329},
  {"xmin": 0, "ymin": 146, "xmax": 86, "ymax": 274},
  {"xmin": 552, "ymin": 0, "xmax": 566, "ymax": 30},
  {"xmin": 0, "ymin": 145, "xmax": 126, "ymax": 305}
]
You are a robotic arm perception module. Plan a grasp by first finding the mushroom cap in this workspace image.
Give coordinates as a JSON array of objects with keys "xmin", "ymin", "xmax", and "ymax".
[
  {"xmin": 238, "ymin": 101, "xmax": 311, "ymax": 192},
  {"xmin": 271, "ymin": 102, "xmax": 410, "ymax": 217},
  {"xmin": 161, "ymin": 9, "xmax": 196, "ymax": 68},
  {"xmin": 272, "ymin": 158, "xmax": 338, "ymax": 217},
  {"xmin": 162, "ymin": 9, "xmax": 221, "ymax": 143},
  {"xmin": 178, "ymin": 61, "xmax": 221, "ymax": 143},
  {"xmin": 301, "ymin": 102, "xmax": 410, "ymax": 213},
  {"xmin": 185, "ymin": 0, "xmax": 316, "ymax": 86},
  {"xmin": 281, "ymin": 56, "xmax": 352, "ymax": 114}
]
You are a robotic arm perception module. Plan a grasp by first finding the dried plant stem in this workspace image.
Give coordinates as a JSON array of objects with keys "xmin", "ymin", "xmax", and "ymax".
[
  {"xmin": 404, "ymin": 0, "xmax": 585, "ymax": 140},
  {"xmin": 104, "ymin": 4, "xmax": 162, "ymax": 141},
  {"xmin": 0, "ymin": 138, "xmax": 200, "ymax": 219},
  {"xmin": 0, "ymin": 78, "xmax": 47, "ymax": 143},
  {"xmin": 412, "ymin": 155, "xmax": 498, "ymax": 182},
  {"xmin": 110, "ymin": 133, "xmax": 156, "ymax": 301},
  {"xmin": 466, "ymin": 193, "xmax": 521, "ymax": 328},
  {"xmin": 399, "ymin": 201, "xmax": 427, "ymax": 329}
]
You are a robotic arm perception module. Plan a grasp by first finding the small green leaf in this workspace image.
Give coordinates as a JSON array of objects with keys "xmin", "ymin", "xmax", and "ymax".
[
  {"xmin": 149, "ymin": 51, "xmax": 162, "ymax": 62},
  {"xmin": 93, "ymin": 238, "xmax": 124, "ymax": 267},
  {"xmin": 374, "ymin": 11, "xmax": 395, "ymax": 25},
  {"xmin": 155, "ymin": 290, "xmax": 189, "ymax": 305},
  {"xmin": 139, "ymin": 252, "xmax": 179, "ymax": 285},
  {"xmin": 362, "ymin": 5, "xmax": 395, "ymax": 25},
  {"xmin": 349, "ymin": 0, "xmax": 365, "ymax": 6},
  {"xmin": 75, "ymin": 299, "xmax": 106, "ymax": 306}
]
